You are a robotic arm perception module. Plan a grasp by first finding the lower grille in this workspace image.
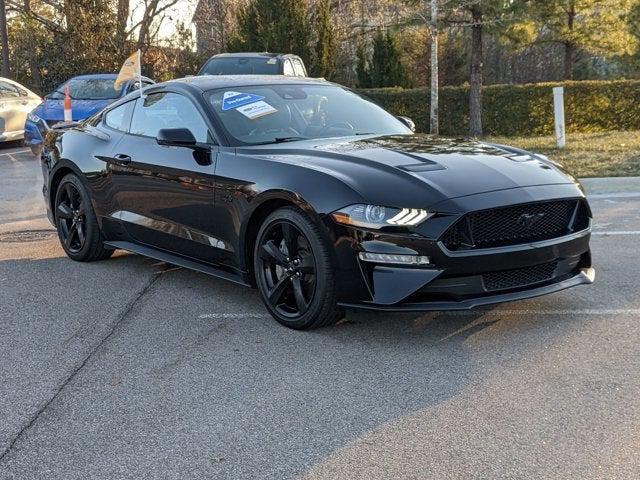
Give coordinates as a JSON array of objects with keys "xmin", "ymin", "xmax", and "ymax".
[{"xmin": 483, "ymin": 261, "xmax": 558, "ymax": 292}]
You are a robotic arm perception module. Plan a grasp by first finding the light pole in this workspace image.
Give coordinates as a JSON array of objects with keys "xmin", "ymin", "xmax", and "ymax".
[{"xmin": 0, "ymin": 0, "xmax": 9, "ymax": 77}]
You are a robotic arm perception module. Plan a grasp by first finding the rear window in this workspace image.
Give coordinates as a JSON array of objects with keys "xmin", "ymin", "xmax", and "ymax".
[{"xmin": 199, "ymin": 57, "xmax": 280, "ymax": 75}]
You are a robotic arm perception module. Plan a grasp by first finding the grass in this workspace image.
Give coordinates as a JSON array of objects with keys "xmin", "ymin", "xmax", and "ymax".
[{"xmin": 487, "ymin": 130, "xmax": 640, "ymax": 178}]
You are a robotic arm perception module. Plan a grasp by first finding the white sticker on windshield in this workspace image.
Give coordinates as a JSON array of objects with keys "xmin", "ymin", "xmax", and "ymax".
[
  {"xmin": 236, "ymin": 101, "xmax": 277, "ymax": 119},
  {"xmin": 267, "ymin": 58, "xmax": 277, "ymax": 64},
  {"xmin": 222, "ymin": 91, "xmax": 265, "ymax": 111}
]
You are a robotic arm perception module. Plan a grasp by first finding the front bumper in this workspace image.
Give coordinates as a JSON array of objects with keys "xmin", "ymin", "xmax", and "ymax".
[
  {"xmin": 24, "ymin": 119, "xmax": 46, "ymax": 154},
  {"xmin": 339, "ymin": 267, "xmax": 594, "ymax": 312},
  {"xmin": 328, "ymin": 185, "xmax": 594, "ymax": 311}
]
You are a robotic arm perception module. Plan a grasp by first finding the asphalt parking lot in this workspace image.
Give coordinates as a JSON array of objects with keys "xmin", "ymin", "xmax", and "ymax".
[{"xmin": 1, "ymin": 143, "xmax": 639, "ymax": 479}]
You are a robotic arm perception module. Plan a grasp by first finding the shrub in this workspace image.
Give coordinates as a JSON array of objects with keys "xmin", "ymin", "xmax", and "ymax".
[{"xmin": 358, "ymin": 80, "xmax": 640, "ymax": 136}]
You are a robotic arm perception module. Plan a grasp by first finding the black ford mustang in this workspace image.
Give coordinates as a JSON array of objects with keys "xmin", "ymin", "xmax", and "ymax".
[{"xmin": 41, "ymin": 75, "xmax": 594, "ymax": 329}]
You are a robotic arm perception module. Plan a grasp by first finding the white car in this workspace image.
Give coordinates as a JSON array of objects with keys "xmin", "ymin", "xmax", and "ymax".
[{"xmin": 0, "ymin": 77, "xmax": 41, "ymax": 142}]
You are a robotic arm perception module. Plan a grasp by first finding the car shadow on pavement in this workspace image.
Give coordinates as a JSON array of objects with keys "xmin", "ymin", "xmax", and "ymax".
[{"xmin": 96, "ymin": 264, "xmax": 504, "ymax": 478}]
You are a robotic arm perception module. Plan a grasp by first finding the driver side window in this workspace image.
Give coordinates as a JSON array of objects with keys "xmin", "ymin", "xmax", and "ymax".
[{"xmin": 130, "ymin": 92, "xmax": 210, "ymax": 143}]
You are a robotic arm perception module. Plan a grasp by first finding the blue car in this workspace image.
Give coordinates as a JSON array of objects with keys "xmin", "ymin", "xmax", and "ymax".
[{"xmin": 25, "ymin": 73, "xmax": 154, "ymax": 155}]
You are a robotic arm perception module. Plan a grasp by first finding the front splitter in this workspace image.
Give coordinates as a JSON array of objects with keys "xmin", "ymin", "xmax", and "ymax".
[{"xmin": 339, "ymin": 268, "xmax": 595, "ymax": 312}]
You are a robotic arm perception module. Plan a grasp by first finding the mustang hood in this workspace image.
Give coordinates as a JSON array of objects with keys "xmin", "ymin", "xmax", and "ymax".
[
  {"xmin": 33, "ymin": 99, "xmax": 114, "ymax": 122},
  {"xmin": 245, "ymin": 134, "xmax": 578, "ymax": 208}
]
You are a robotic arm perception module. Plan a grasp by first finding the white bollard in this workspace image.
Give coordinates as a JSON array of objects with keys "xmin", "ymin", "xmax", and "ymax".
[{"xmin": 553, "ymin": 86, "xmax": 566, "ymax": 148}]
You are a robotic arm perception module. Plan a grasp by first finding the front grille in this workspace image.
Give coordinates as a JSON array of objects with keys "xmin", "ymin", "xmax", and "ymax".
[
  {"xmin": 483, "ymin": 261, "xmax": 558, "ymax": 292},
  {"xmin": 441, "ymin": 199, "xmax": 589, "ymax": 251}
]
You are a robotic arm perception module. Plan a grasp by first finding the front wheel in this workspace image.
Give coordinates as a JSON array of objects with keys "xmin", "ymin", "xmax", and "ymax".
[{"xmin": 254, "ymin": 207, "xmax": 344, "ymax": 329}]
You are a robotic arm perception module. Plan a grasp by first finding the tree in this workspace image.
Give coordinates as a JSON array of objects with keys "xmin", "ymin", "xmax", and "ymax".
[
  {"xmin": 355, "ymin": 32, "xmax": 371, "ymax": 87},
  {"xmin": 230, "ymin": 0, "xmax": 312, "ymax": 65},
  {"xmin": 369, "ymin": 29, "xmax": 411, "ymax": 88},
  {"xmin": 507, "ymin": 0, "xmax": 637, "ymax": 80},
  {"xmin": 429, "ymin": 0, "xmax": 438, "ymax": 134},
  {"xmin": 171, "ymin": 21, "xmax": 209, "ymax": 78},
  {"xmin": 625, "ymin": 0, "xmax": 640, "ymax": 72},
  {"xmin": 311, "ymin": 0, "xmax": 337, "ymax": 79},
  {"xmin": 442, "ymin": 1, "xmax": 518, "ymax": 137},
  {"xmin": 0, "ymin": 0, "xmax": 9, "ymax": 76}
]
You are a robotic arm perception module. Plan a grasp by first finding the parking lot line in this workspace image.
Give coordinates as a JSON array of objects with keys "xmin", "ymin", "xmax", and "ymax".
[
  {"xmin": 589, "ymin": 192, "xmax": 640, "ymax": 199},
  {"xmin": 592, "ymin": 231, "xmax": 640, "ymax": 235},
  {"xmin": 0, "ymin": 149, "xmax": 31, "ymax": 157}
]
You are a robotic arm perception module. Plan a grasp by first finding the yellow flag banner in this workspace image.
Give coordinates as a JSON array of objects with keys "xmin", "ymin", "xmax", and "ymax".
[{"xmin": 114, "ymin": 50, "xmax": 141, "ymax": 90}]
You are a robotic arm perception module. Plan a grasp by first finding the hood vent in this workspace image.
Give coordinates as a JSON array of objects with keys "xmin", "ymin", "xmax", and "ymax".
[{"xmin": 399, "ymin": 163, "xmax": 446, "ymax": 172}]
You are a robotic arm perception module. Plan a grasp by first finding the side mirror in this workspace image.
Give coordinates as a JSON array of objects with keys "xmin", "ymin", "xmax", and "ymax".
[
  {"xmin": 397, "ymin": 116, "xmax": 416, "ymax": 132},
  {"xmin": 157, "ymin": 128, "xmax": 197, "ymax": 147}
]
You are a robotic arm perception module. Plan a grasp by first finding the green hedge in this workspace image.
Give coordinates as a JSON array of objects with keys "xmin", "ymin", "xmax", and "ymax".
[{"xmin": 358, "ymin": 80, "xmax": 640, "ymax": 137}]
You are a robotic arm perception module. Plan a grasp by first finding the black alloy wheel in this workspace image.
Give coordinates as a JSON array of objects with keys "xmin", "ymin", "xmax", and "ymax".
[
  {"xmin": 56, "ymin": 182, "xmax": 86, "ymax": 253},
  {"xmin": 54, "ymin": 174, "xmax": 113, "ymax": 262},
  {"xmin": 258, "ymin": 220, "xmax": 316, "ymax": 318},
  {"xmin": 254, "ymin": 207, "xmax": 344, "ymax": 329}
]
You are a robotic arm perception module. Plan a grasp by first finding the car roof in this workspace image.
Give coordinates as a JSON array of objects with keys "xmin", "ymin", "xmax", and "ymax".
[
  {"xmin": 165, "ymin": 75, "xmax": 332, "ymax": 92},
  {"xmin": 0, "ymin": 77, "xmax": 40, "ymax": 97},
  {"xmin": 209, "ymin": 52, "xmax": 298, "ymax": 59},
  {"xmin": 67, "ymin": 73, "xmax": 154, "ymax": 83}
]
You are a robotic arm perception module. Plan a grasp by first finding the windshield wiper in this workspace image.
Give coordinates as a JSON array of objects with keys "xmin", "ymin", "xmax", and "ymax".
[
  {"xmin": 251, "ymin": 136, "xmax": 309, "ymax": 145},
  {"xmin": 273, "ymin": 136, "xmax": 309, "ymax": 143},
  {"xmin": 50, "ymin": 89, "xmax": 77, "ymax": 100}
]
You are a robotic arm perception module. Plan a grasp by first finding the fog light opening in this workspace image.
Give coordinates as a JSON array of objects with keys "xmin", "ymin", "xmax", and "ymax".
[{"xmin": 358, "ymin": 252, "xmax": 432, "ymax": 266}]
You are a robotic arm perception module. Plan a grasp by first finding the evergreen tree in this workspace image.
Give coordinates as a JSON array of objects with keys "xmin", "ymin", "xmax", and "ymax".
[
  {"xmin": 369, "ymin": 29, "xmax": 410, "ymax": 88},
  {"xmin": 355, "ymin": 33, "xmax": 371, "ymax": 88},
  {"xmin": 230, "ymin": 0, "xmax": 312, "ymax": 66},
  {"xmin": 506, "ymin": 0, "xmax": 636, "ymax": 80},
  {"xmin": 311, "ymin": 0, "xmax": 338, "ymax": 79},
  {"xmin": 625, "ymin": 1, "xmax": 640, "ymax": 71}
]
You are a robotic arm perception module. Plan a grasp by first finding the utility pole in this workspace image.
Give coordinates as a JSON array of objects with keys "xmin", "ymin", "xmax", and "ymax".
[
  {"xmin": 0, "ymin": 0, "xmax": 9, "ymax": 77},
  {"xmin": 429, "ymin": 0, "xmax": 439, "ymax": 135}
]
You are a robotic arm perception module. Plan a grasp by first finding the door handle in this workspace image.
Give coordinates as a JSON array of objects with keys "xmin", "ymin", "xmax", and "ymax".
[
  {"xmin": 112, "ymin": 153, "xmax": 132, "ymax": 165},
  {"xmin": 95, "ymin": 153, "xmax": 132, "ymax": 165}
]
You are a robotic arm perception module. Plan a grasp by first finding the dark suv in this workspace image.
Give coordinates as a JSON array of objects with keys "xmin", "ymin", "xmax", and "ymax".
[{"xmin": 197, "ymin": 52, "xmax": 307, "ymax": 77}]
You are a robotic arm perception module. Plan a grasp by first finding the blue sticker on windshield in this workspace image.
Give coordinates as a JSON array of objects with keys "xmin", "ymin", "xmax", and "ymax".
[{"xmin": 222, "ymin": 91, "xmax": 265, "ymax": 111}]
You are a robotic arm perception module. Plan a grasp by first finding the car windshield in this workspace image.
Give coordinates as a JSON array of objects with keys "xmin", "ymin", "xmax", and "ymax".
[
  {"xmin": 49, "ymin": 78, "xmax": 121, "ymax": 100},
  {"xmin": 207, "ymin": 84, "xmax": 412, "ymax": 145},
  {"xmin": 200, "ymin": 57, "xmax": 280, "ymax": 76}
]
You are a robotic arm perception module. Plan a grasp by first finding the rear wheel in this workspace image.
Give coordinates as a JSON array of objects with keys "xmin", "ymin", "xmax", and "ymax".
[
  {"xmin": 54, "ymin": 173, "xmax": 113, "ymax": 262},
  {"xmin": 254, "ymin": 207, "xmax": 344, "ymax": 329}
]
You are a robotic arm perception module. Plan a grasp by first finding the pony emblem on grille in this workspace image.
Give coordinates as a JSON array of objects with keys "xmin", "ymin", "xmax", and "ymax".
[{"xmin": 517, "ymin": 212, "xmax": 546, "ymax": 230}]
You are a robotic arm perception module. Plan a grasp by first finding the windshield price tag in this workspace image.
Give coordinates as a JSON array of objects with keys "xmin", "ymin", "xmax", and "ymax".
[
  {"xmin": 236, "ymin": 101, "xmax": 278, "ymax": 119},
  {"xmin": 222, "ymin": 91, "xmax": 265, "ymax": 111}
]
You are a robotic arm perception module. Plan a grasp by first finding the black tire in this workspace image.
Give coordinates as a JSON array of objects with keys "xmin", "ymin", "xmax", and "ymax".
[
  {"xmin": 254, "ymin": 206, "xmax": 344, "ymax": 329},
  {"xmin": 54, "ymin": 173, "xmax": 113, "ymax": 262}
]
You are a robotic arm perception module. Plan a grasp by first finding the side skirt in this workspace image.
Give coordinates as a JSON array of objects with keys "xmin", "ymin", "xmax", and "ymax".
[{"xmin": 104, "ymin": 241, "xmax": 252, "ymax": 287}]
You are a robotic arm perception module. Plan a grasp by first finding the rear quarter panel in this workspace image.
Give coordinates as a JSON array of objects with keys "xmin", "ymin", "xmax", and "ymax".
[{"xmin": 44, "ymin": 127, "xmax": 123, "ymax": 224}]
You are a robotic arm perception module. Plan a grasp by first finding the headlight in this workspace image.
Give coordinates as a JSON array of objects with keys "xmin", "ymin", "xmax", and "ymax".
[
  {"xmin": 27, "ymin": 112, "xmax": 42, "ymax": 123},
  {"xmin": 331, "ymin": 204, "xmax": 434, "ymax": 229}
]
